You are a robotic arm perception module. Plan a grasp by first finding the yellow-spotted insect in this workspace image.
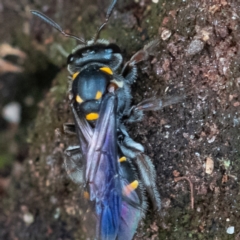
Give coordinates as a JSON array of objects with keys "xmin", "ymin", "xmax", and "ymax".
[{"xmin": 31, "ymin": 1, "xmax": 181, "ymax": 239}]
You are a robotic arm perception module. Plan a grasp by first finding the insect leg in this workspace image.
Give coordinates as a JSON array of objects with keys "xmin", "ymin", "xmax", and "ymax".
[
  {"xmin": 126, "ymin": 95, "xmax": 185, "ymax": 123},
  {"xmin": 118, "ymin": 130, "xmax": 161, "ymax": 212},
  {"xmin": 63, "ymin": 123, "xmax": 76, "ymax": 135},
  {"xmin": 64, "ymin": 145, "xmax": 85, "ymax": 185},
  {"xmin": 121, "ymin": 39, "xmax": 159, "ymax": 83}
]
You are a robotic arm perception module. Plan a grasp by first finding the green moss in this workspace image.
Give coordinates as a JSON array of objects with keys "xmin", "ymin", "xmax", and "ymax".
[{"xmin": 0, "ymin": 153, "xmax": 13, "ymax": 169}]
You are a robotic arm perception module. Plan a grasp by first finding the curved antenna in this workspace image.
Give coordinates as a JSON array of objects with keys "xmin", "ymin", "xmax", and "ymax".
[
  {"xmin": 94, "ymin": 0, "xmax": 117, "ymax": 42},
  {"xmin": 31, "ymin": 10, "xmax": 86, "ymax": 44}
]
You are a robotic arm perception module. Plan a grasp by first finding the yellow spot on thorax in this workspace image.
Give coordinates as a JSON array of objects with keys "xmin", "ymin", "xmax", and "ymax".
[
  {"xmin": 100, "ymin": 67, "xmax": 113, "ymax": 75},
  {"xmin": 95, "ymin": 91, "xmax": 102, "ymax": 100},
  {"xmin": 119, "ymin": 156, "xmax": 127, "ymax": 162},
  {"xmin": 123, "ymin": 180, "xmax": 139, "ymax": 196},
  {"xmin": 76, "ymin": 95, "xmax": 84, "ymax": 103},
  {"xmin": 86, "ymin": 112, "xmax": 99, "ymax": 121},
  {"xmin": 72, "ymin": 72, "xmax": 80, "ymax": 80}
]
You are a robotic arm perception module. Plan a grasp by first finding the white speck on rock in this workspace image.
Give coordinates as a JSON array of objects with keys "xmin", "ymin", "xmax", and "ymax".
[{"xmin": 226, "ymin": 226, "xmax": 234, "ymax": 234}]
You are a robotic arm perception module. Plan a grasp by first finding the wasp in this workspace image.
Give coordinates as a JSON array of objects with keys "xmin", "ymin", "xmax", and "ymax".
[{"xmin": 31, "ymin": 1, "xmax": 182, "ymax": 239}]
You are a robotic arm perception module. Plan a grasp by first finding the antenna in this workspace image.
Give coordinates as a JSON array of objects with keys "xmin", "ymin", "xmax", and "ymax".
[
  {"xmin": 31, "ymin": 10, "xmax": 86, "ymax": 44},
  {"xmin": 94, "ymin": 0, "xmax": 118, "ymax": 42}
]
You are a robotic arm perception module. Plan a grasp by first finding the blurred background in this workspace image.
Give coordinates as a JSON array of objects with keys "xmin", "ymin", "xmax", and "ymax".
[{"xmin": 0, "ymin": 0, "xmax": 62, "ymax": 192}]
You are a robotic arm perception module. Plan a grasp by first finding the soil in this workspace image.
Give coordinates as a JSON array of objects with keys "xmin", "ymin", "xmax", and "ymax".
[{"xmin": 1, "ymin": 0, "xmax": 240, "ymax": 239}]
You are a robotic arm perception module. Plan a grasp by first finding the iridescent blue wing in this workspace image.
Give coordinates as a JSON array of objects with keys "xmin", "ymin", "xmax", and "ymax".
[
  {"xmin": 117, "ymin": 158, "xmax": 146, "ymax": 240},
  {"xmin": 64, "ymin": 145, "xmax": 84, "ymax": 184},
  {"xmin": 69, "ymin": 92, "xmax": 146, "ymax": 240},
  {"xmin": 91, "ymin": 94, "xmax": 145, "ymax": 240},
  {"xmin": 89, "ymin": 93, "xmax": 121, "ymax": 239},
  {"xmin": 118, "ymin": 200, "xmax": 142, "ymax": 240},
  {"xmin": 85, "ymin": 93, "xmax": 118, "ymax": 186},
  {"xmin": 70, "ymin": 105, "xmax": 93, "ymax": 156},
  {"xmin": 63, "ymin": 104, "xmax": 92, "ymax": 190},
  {"xmin": 72, "ymin": 92, "xmax": 121, "ymax": 239}
]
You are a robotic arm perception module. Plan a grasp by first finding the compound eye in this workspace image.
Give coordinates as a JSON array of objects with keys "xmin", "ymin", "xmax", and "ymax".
[{"xmin": 67, "ymin": 54, "xmax": 74, "ymax": 64}]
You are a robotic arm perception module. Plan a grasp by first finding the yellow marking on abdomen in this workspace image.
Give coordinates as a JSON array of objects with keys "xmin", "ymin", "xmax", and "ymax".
[
  {"xmin": 100, "ymin": 66, "xmax": 113, "ymax": 75},
  {"xmin": 95, "ymin": 91, "xmax": 102, "ymax": 100},
  {"xmin": 86, "ymin": 112, "xmax": 99, "ymax": 121},
  {"xmin": 119, "ymin": 156, "xmax": 127, "ymax": 162},
  {"xmin": 123, "ymin": 180, "xmax": 139, "ymax": 196},
  {"xmin": 76, "ymin": 95, "xmax": 84, "ymax": 103},
  {"xmin": 72, "ymin": 72, "xmax": 80, "ymax": 80}
]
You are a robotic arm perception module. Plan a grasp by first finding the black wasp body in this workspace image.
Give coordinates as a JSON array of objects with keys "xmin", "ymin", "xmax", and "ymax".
[{"xmin": 31, "ymin": 1, "xmax": 180, "ymax": 239}]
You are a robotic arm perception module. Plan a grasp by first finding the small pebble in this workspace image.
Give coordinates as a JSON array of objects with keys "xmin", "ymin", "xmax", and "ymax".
[
  {"xmin": 205, "ymin": 157, "xmax": 214, "ymax": 174},
  {"xmin": 186, "ymin": 39, "xmax": 204, "ymax": 56},
  {"xmin": 161, "ymin": 29, "xmax": 172, "ymax": 40}
]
